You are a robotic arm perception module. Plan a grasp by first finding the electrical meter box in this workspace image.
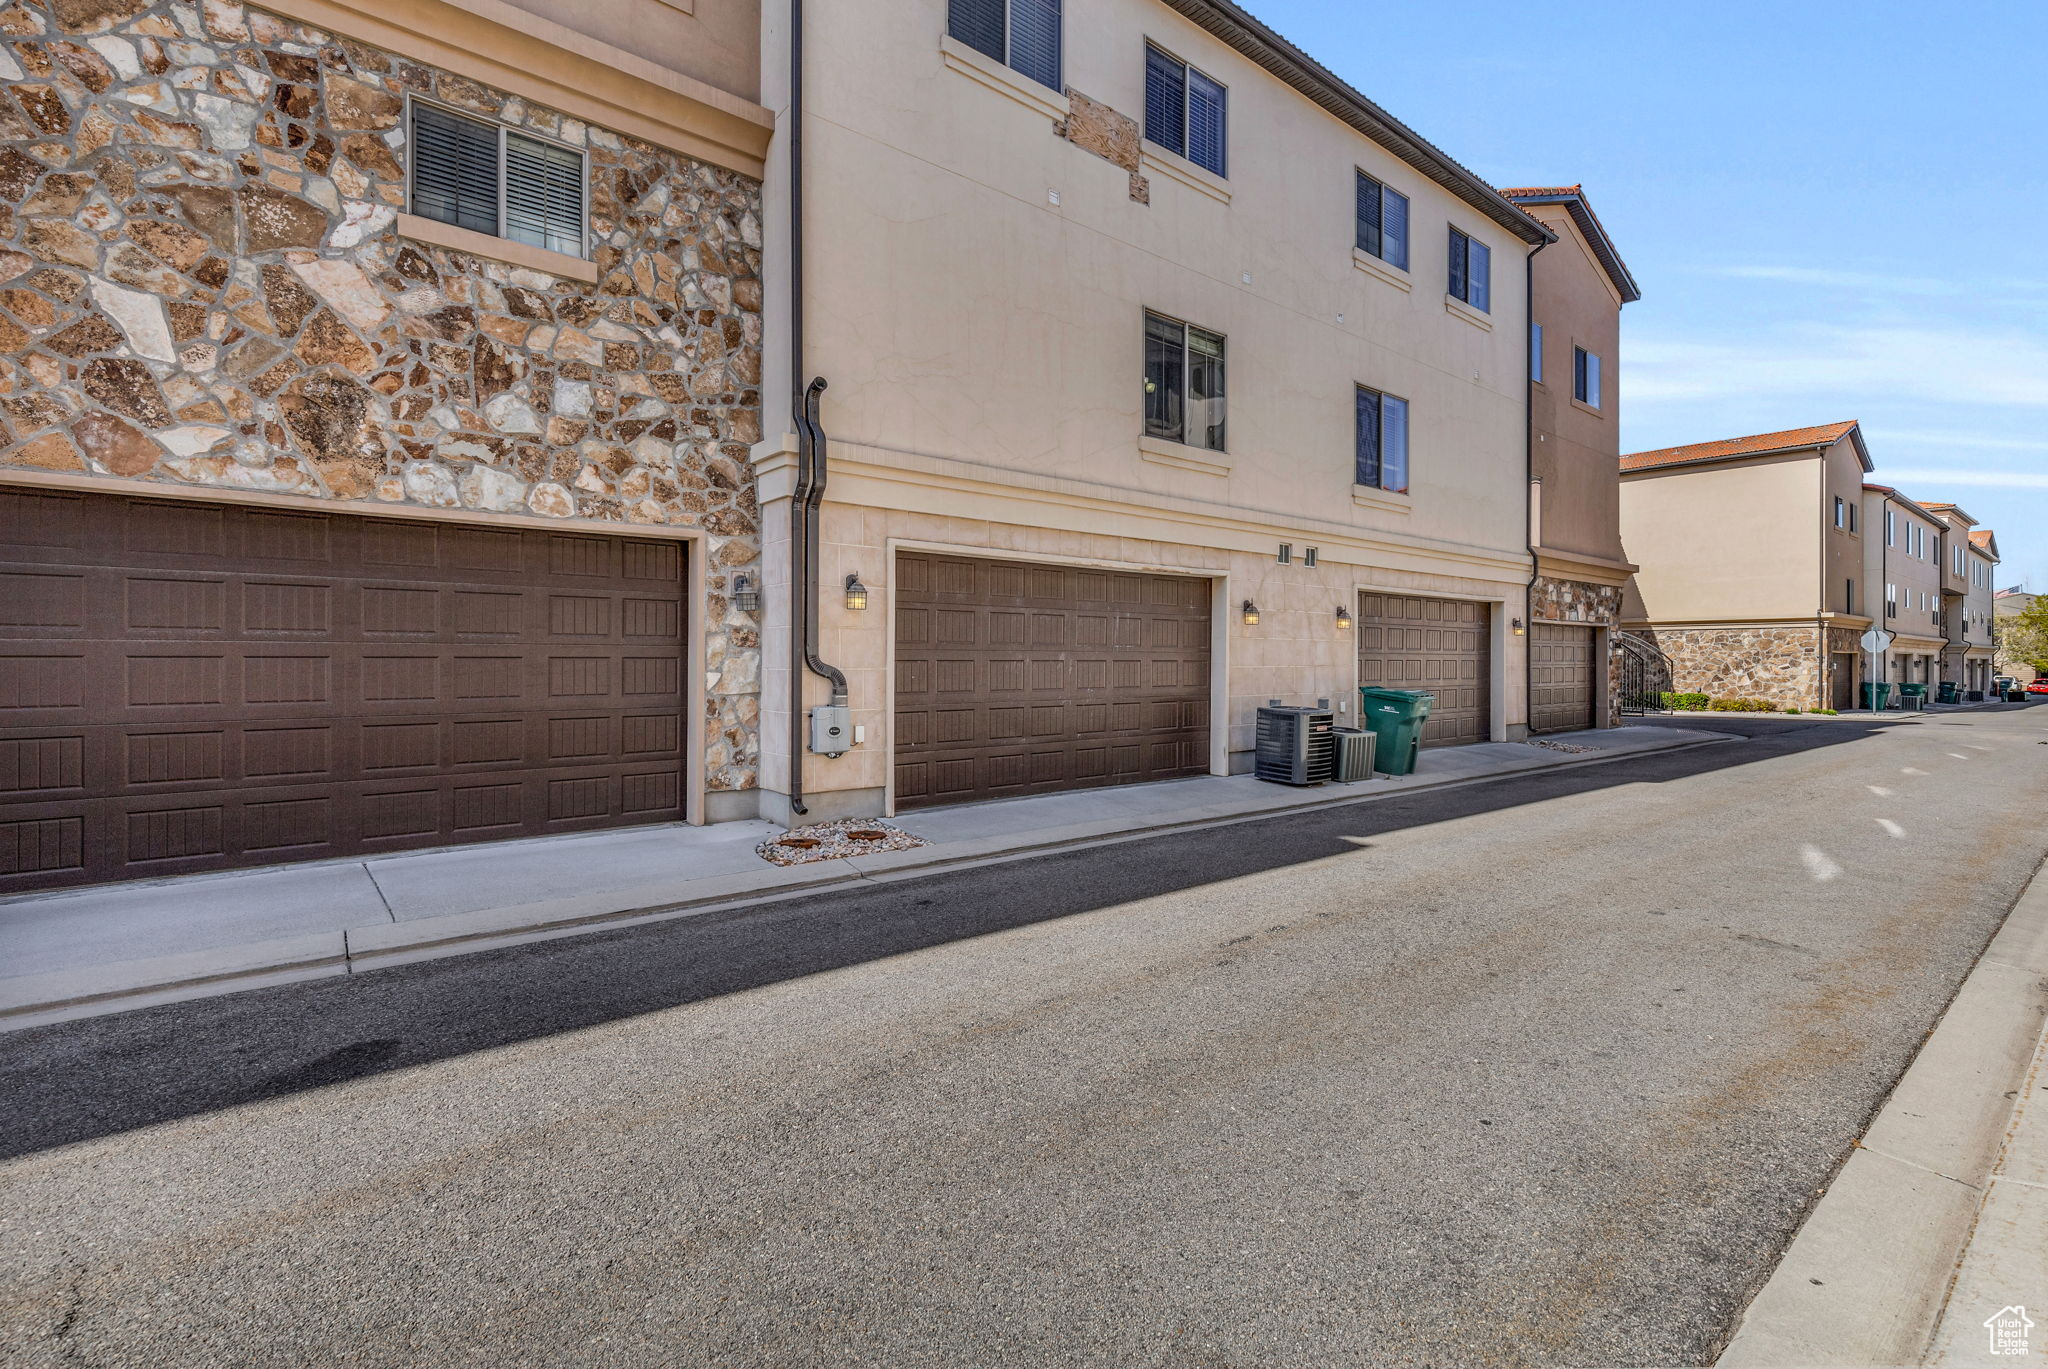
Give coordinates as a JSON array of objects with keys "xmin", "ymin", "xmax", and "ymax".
[{"xmin": 809, "ymin": 705, "xmax": 852, "ymax": 756}]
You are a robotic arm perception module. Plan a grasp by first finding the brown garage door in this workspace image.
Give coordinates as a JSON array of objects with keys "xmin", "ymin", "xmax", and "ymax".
[
  {"xmin": 1356, "ymin": 592, "xmax": 1491, "ymax": 746},
  {"xmin": 894, "ymin": 552, "xmax": 1210, "ymax": 809},
  {"xmin": 0, "ymin": 488, "xmax": 685, "ymax": 892},
  {"xmin": 1530, "ymin": 622, "xmax": 1595, "ymax": 733}
]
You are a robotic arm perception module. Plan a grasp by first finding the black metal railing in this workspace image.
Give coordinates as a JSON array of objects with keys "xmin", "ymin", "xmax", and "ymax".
[{"xmin": 1616, "ymin": 631, "xmax": 1673, "ymax": 715}]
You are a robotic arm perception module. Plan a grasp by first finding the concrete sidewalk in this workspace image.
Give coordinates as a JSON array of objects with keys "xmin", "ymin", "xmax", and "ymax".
[
  {"xmin": 0, "ymin": 724, "xmax": 1731, "ymax": 1030},
  {"xmin": 1716, "ymin": 857, "xmax": 2048, "ymax": 1369}
]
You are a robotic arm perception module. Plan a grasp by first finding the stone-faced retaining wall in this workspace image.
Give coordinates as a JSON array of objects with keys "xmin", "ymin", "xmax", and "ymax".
[
  {"xmin": 1636, "ymin": 624, "xmax": 1824, "ymax": 709},
  {"xmin": 0, "ymin": 0, "xmax": 764, "ymax": 795}
]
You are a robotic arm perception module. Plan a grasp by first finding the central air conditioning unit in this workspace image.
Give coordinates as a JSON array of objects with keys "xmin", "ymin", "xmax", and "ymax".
[
  {"xmin": 1255, "ymin": 699, "xmax": 1336, "ymax": 785},
  {"xmin": 1331, "ymin": 727, "xmax": 1376, "ymax": 782}
]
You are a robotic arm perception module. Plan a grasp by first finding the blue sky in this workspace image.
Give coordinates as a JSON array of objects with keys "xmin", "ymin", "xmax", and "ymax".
[{"xmin": 1250, "ymin": 0, "xmax": 2048, "ymax": 590}]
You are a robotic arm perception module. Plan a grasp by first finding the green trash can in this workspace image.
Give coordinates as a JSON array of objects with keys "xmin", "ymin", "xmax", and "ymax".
[
  {"xmin": 1860, "ymin": 681, "xmax": 1891, "ymax": 711},
  {"xmin": 1358, "ymin": 687, "xmax": 1434, "ymax": 776},
  {"xmin": 1937, "ymin": 681, "xmax": 1960, "ymax": 705},
  {"xmin": 1898, "ymin": 682, "xmax": 1927, "ymax": 711}
]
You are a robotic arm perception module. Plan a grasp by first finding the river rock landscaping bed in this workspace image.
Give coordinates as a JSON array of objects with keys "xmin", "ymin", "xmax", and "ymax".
[{"xmin": 757, "ymin": 819, "xmax": 930, "ymax": 866}]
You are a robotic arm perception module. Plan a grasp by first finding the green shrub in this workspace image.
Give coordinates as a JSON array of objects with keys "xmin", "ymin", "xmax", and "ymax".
[
  {"xmin": 1813, "ymin": 707, "xmax": 1839, "ymax": 715},
  {"xmin": 1661, "ymin": 691, "xmax": 1712, "ymax": 710},
  {"xmin": 1783, "ymin": 707, "xmax": 1802, "ymax": 714},
  {"xmin": 1707, "ymin": 696, "xmax": 1775, "ymax": 712}
]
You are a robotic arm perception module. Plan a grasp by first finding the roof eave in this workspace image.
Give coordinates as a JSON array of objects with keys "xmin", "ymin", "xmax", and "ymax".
[
  {"xmin": 1159, "ymin": 0, "xmax": 1552, "ymax": 246},
  {"xmin": 1621, "ymin": 441, "xmax": 1842, "ymax": 477},
  {"xmin": 1503, "ymin": 192, "xmax": 1642, "ymax": 302}
]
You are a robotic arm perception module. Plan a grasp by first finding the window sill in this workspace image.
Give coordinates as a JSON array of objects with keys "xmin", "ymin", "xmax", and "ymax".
[
  {"xmin": 396, "ymin": 213, "xmax": 598, "ymax": 284},
  {"xmin": 1352, "ymin": 248, "xmax": 1411, "ymax": 292},
  {"xmin": 1139, "ymin": 434, "xmax": 1230, "ymax": 476},
  {"xmin": 1351, "ymin": 483, "xmax": 1412, "ymax": 514},
  {"xmin": 1570, "ymin": 396, "xmax": 1605, "ymax": 419},
  {"xmin": 1444, "ymin": 294, "xmax": 1492, "ymax": 331},
  {"xmin": 1141, "ymin": 147, "xmax": 1231, "ymax": 205},
  {"xmin": 939, "ymin": 34, "xmax": 1069, "ymax": 124}
]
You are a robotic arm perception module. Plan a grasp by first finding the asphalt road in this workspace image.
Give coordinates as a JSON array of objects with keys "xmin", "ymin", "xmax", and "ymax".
[{"xmin": 5, "ymin": 707, "xmax": 2047, "ymax": 1368}]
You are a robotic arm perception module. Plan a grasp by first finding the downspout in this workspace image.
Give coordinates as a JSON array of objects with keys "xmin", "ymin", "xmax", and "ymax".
[
  {"xmin": 785, "ymin": 0, "xmax": 846, "ymax": 819},
  {"xmin": 1522, "ymin": 238, "xmax": 1547, "ymax": 733}
]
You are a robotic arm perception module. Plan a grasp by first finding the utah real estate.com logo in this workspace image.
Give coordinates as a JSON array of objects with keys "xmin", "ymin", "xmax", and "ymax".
[{"xmin": 1984, "ymin": 1306, "xmax": 2033, "ymax": 1357}]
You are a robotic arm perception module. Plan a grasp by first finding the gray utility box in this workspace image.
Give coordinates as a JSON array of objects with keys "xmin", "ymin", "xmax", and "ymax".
[
  {"xmin": 1254, "ymin": 700, "xmax": 1336, "ymax": 785},
  {"xmin": 809, "ymin": 704, "xmax": 852, "ymax": 757},
  {"xmin": 1331, "ymin": 727, "xmax": 1376, "ymax": 783}
]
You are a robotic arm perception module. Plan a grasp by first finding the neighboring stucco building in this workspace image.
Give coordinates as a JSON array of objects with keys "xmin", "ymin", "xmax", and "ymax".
[
  {"xmin": 1860, "ymin": 484, "xmax": 1946, "ymax": 690},
  {"xmin": 1502, "ymin": 184, "xmax": 1639, "ymax": 731},
  {"xmin": 755, "ymin": 0, "xmax": 1552, "ymax": 821},
  {"xmin": 0, "ymin": 0, "xmax": 771, "ymax": 889},
  {"xmin": 1921, "ymin": 503, "xmax": 2000, "ymax": 695},
  {"xmin": 1619, "ymin": 421, "xmax": 1873, "ymax": 710}
]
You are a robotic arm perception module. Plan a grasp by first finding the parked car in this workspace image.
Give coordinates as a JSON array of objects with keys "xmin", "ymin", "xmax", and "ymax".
[{"xmin": 2027, "ymin": 679, "xmax": 2048, "ymax": 697}]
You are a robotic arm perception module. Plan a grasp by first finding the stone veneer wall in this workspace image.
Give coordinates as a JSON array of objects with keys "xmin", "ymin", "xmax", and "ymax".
[
  {"xmin": 0, "ymin": 0, "xmax": 764, "ymax": 795},
  {"xmin": 1532, "ymin": 575, "xmax": 1624, "ymax": 727},
  {"xmin": 1636, "ymin": 624, "xmax": 1824, "ymax": 709}
]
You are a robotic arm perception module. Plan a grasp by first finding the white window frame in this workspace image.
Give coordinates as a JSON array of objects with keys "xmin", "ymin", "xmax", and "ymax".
[{"xmin": 404, "ymin": 93, "xmax": 593, "ymax": 261}]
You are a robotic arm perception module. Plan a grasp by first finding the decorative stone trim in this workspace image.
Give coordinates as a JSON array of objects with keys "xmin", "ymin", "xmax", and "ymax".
[
  {"xmin": 1531, "ymin": 575, "xmax": 1622, "ymax": 627},
  {"xmin": 1633, "ymin": 624, "xmax": 1826, "ymax": 709}
]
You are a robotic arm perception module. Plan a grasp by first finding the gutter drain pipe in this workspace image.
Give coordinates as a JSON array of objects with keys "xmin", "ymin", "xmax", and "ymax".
[{"xmin": 785, "ymin": 0, "xmax": 847, "ymax": 819}]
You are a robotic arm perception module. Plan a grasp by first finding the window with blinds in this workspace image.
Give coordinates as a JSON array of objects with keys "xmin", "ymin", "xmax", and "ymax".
[
  {"xmin": 1355, "ymin": 170, "xmax": 1409, "ymax": 270},
  {"xmin": 1356, "ymin": 385, "xmax": 1410, "ymax": 494},
  {"xmin": 409, "ymin": 100, "xmax": 587, "ymax": 259},
  {"xmin": 948, "ymin": 0, "xmax": 1061, "ymax": 92},
  {"xmin": 1447, "ymin": 226, "xmax": 1491, "ymax": 312},
  {"xmin": 1143, "ymin": 44, "xmax": 1227, "ymax": 178}
]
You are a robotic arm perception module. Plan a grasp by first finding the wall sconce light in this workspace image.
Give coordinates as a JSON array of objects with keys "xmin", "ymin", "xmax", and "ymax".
[
  {"xmin": 731, "ymin": 572, "xmax": 761, "ymax": 615},
  {"xmin": 1511, "ymin": 616, "xmax": 1526, "ymax": 636},
  {"xmin": 844, "ymin": 573, "xmax": 869, "ymax": 611},
  {"xmin": 1335, "ymin": 605, "xmax": 1353, "ymax": 631},
  {"xmin": 1241, "ymin": 600, "xmax": 1260, "ymax": 626}
]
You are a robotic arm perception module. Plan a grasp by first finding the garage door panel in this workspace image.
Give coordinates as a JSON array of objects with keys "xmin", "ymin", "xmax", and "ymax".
[
  {"xmin": 0, "ymin": 493, "xmax": 685, "ymax": 892},
  {"xmin": 895, "ymin": 553, "xmax": 1209, "ymax": 809},
  {"xmin": 1530, "ymin": 623, "xmax": 1595, "ymax": 734},
  {"xmin": 1356, "ymin": 593, "xmax": 1492, "ymax": 748}
]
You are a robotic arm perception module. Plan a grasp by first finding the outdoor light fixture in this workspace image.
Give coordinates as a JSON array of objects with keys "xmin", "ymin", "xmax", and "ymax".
[
  {"xmin": 731, "ymin": 572, "xmax": 761, "ymax": 615},
  {"xmin": 844, "ymin": 573, "xmax": 869, "ymax": 611},
  {"xmin": 1242, "ymin": 600, "xmax": 1260, "ymax": 626},
  {"xmin": 1511, "ymin": 617, "xmax": 1526, "ymax": 635},
  {"xmin": 1335, "ymin": 605, "xmax": 1353, "ymax": 631}
]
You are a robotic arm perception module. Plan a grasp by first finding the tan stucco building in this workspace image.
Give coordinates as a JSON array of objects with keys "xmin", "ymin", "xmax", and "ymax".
[
  {"xmin": 1619, "ymin": 421, "xmax": 1875, "ymax": 710},
  {"xmin": 755, "ymin": 0, "xmax": 1554, "ymax": 821},
  {"xmin": 1921, "ymin": 504, "xmax": 2001, "ymax": 695},
  {"xmin": 1860, "ymin": 485, "xmax": 1947, "ymax": 691},
  {"xmin": 1502, "ymin": 185, "xmax": 1639, "ymax": 731}
]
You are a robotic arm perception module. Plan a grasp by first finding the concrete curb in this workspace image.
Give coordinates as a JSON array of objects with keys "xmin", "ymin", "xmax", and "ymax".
[
  {"xmin": 1714, "ymin": 858, "xmax": 2048, "ymax": 1369},
  {"xmin": 0, "ymin": 730, "xmax": 1736, "ymax": 1032}
]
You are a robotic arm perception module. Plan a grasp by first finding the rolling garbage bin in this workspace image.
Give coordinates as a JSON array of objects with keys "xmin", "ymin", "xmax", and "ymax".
[
  {"xmin": 1859, "ymin": 681, "xmax": 1892, "ymax": 711},
  {"xmin": 1358, "ymin": 687, "xmax": 1433, "ymax": 776},
  {"xmin": 1898, "ymin": 682, "xmax": 1927, "ymax": 711},
  {"xmin": 1937, "ymin": 681, "xmax": 1960, "ymax": 705}
]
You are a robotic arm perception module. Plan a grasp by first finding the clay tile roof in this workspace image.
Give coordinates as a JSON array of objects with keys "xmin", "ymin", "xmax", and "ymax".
[
  {"xmin": 1970, "ymin": 530, "xmax": 1996, "ymax": 548},
  {"xmin": 1621, "ymin": 421, "xmax": 1865, "ymax": 474},
  {"xmin": 1499, "ymin": 184, "xmax": 1640, "ymax": 303}
]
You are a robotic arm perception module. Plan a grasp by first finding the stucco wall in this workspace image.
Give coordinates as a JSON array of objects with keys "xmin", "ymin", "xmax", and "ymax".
[
  {"xmin": 1620, "ymin": 454, "xmax": 1822, "ymax": 624},
  {"xmin": 1861, "ymin": 491, "xmax": 1943, "ymax": 644},
  {"xmin": 1526, "ymin": 202, "xmax": 1625, "ymax": 567},
  {"xmin": 0, "ymin": 0, "xmax": 765, "ymax": 797},
  {"xmin": 493, "ymin": 0, "xmax": 760, "ymax": 103}
]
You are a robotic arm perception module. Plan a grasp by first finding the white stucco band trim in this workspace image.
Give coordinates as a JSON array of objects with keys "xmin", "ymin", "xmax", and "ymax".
[
  {"xmin": 1444, "ymin": 294, "xmax": 1493, "ymax": 332},
  {"xmin": 938, "ymin": 34, "xmax": 1070, "ymax": 124},
  {"xmin": 1351, "ymin": 249, "xmax": 1413, "ymax": 293},
  {"xmin": 1138, "ymin": 434, "xmax": 1231, "ymax": 476},
  {"xmin": 1141, "ymin": 147, "xmax": 1232, "ymax": 205},
  {"xmin": 819, "ymin": 438, "xmax": 1534, "ymax": 584}
]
